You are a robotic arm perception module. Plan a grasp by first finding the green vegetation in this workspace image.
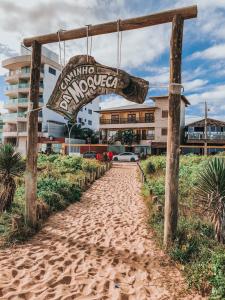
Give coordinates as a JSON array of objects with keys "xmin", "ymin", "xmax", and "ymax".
[
  {"xmin": 195, "ymin": 157, "xmax": 225, "ymax": 243},
  {"xmin": 0, "ymin": 153, "xmax": 103, "ymax": 246},
  {"xmin": 0, "ymin": 144, "xmax": 25, "ymax": 212},
  {"xmin": 141, "ymin": 155, "xmax": 225, "ymax": 299}
]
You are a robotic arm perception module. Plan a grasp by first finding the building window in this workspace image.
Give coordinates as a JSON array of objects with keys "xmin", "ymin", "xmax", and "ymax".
[
  {"xmin": 80, "ymin": 107, "xmax": 83, "ymax": 112},
  {"xmin": 188, "ymin": 127, "xmax": 194, "ymax": 133},
  {"xmin": 78, "ymin": 118, "xmax": 82, "ymax": 123},
  {"xmin": 88, "ymin": 109, "xmax": 92, "ymax": 115},
  {"xmin": 49, "ymin": 67, "xmax": 56, "ymax": 75},
  {"xmin": 38, "ymin": 110, "xmax": 43, "ymax": 117},
  {"xmin": 38, "ymin": 123, "xmax": 42, "ymax": 132},
  {"xmin": 111, "ymin": 114, "xmax": 119, "ymax": 124},
  {"xmin": 88, "ymin": 120, "xmax": 92, "ymax": 126},
  {"xmin": 21, "ymin": 66, "xmax": 30, "ymax": 74},
  {"xmin": 161, "ymin": 128, "xmax": 167, "ymax": 136},
  {"xmin": 162, "ymin": 110, "xmax": 168, "ymax": 118},
  {"xmin": 128, "ymin": 114, "xmax": 136, "ymax": 123},
  {"xmin": 145, "ymin": 113, "xmax": 154, "ymax": 122},
  {"xmin": 147, "ymin": 128, "xmax": 155, "ymax": 139}
]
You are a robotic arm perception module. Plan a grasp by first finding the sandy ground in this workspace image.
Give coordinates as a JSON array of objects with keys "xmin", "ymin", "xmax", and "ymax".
[{"xmin": 0, "ymin": 162, "xmax": 205, "ymax": 300}]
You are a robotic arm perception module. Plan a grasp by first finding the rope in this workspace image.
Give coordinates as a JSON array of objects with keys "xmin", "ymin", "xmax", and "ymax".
[
  {"xmin": 147, "ymin": 83, "xmax": 184, "ymax": 94},
  {"xmin": 86, "ymin": 25, "xmax": 92, "ymax": 62},
  {"xmin": 116, "ymin": 19, "xmax": 122, "ymax": 73},
  {"xmin": 26, "ymin": 105, "xmax": 46, "ymax": 116},
  {"xmin": 57, "ymin": 29, "xmax": 66, "ymax": 74}
]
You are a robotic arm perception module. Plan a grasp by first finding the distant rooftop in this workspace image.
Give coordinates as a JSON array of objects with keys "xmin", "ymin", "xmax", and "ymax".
[
  {"xmin": 150, "ymin": 95, "xmax": 190, "ymax": 106},
  {"xmin": 99, "ymin": 103, "xmax": 153, "ymax": 112},
  {"xmin": 187, "ymin": 118, "xmax": 225, "ymax": 127},
  {"xmin": 21, "ymin": 45, "xmax": 59, "ymax": 63},
  {"xmin": 100, "ymin": 95, "xmax": 190, "ymax": 112},
  {"xmin": 2, "ymin": 45, "xmax": 60, "ymax": 69}
]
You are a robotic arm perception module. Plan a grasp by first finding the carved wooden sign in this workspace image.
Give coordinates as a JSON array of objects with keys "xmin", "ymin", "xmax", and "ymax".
[{"xmin": 47, "ymin": 55, "xmax": 149, "ymax": 121}]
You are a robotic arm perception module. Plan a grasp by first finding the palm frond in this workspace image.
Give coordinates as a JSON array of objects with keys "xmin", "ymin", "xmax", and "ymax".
[{"xmin": 0, "ymin": 144, "xmax": 25, "ymax": 177}]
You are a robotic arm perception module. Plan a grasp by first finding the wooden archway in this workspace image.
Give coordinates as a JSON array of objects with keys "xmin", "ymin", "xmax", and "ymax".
[{"xmin": 23, "ymin": 5, "xmax": 197, "ymax": 247}]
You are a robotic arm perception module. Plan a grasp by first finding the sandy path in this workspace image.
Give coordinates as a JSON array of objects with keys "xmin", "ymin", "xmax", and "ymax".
[{"xmin": 0, "ymin": 163, "xmax": 204, "ymax": 300}]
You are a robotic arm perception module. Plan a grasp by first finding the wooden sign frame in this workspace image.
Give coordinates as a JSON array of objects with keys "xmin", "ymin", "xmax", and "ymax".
[{"xmin": 23, "ymin": 5, "xmax": 197, "ymax": 247}]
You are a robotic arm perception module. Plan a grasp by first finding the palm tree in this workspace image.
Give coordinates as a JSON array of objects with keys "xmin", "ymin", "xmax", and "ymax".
[
  {"xmin": 0, "ymin": 144, "xmax": 25, "ymax": 212},
  {"xmin": 195, "ymin": 157, "xmax": 225, "ymax": 243},
  {"xmin": 122, "ymin": 130, "xmax": 136, "ymax": 145}
]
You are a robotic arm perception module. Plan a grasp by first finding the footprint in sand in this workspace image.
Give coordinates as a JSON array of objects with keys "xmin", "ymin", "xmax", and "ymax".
[{"xmin": 0, "ymin": 164, "xmax": 205, "ymax": 300}]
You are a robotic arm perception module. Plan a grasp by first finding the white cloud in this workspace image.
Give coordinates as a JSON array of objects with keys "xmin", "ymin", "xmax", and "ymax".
[
  {"xmin": 184, "ymin": 79, "xmax": 208, "ymax": 92},
  {"xmin": 145, "ymin": 67, "xmax": 169, "ymax": 85},
  {"xmin": 188, "ymin": 84, "xmax": 225, "ymax": 106},
  {"xmin": 100, "ymin": 95, "xmax": 134, "ymax": 109},
  {"xmin": 0, "ymin": 0, "xmax": 171, "ymax": 74},
  {"xmin": 0, "ymin": 0, "xmax": 225, "ymax": 123},
  {"xmin": 190, "ymin": 44, "xmax": 225, "ymax": 60}
]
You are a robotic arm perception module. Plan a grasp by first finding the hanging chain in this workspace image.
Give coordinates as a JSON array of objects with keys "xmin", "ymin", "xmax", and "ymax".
[{"xmin": 117, "ymin": 19, "xmax": 122, "ymax": 74}]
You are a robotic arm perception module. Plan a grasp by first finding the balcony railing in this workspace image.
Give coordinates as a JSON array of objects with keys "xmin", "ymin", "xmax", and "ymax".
[
  {"xmin": 7, "ymin": 69, "xmax": 44, "ymax": 77},
  {"xmin": 2, "ymin": 112, "xmax": 27, "ymax": 121},
  {"xmin": 141, "ymin": 134, "xmax": 155, "ymax": 140},
  {"xmin": 5, "ymin": 98, "xmax": 28, "ymax": 105},
  {"xmin": 100, "ymin": 117, "xmax": 155, "ymax": 124},
  {"xmin": 5, "ymin": 82, "xmax": 44, "ymax": 91},
  {"xmin": 4, "ymin": 127, "xmax": 17, "ymax": 132},
  {"xmin": 4, "ymin": 97, "xmax": 43, "ymax": 106},
  {"xmin": 186, "ymin": 132, "xmax": 225, "ymax": 140},
  {"xmin": 2, "ymin": 111, "xmax": 42, "ymax": 121},
  {"xmin": 8, "ymin": 69, "xmax": 30, "ymax": 76}
]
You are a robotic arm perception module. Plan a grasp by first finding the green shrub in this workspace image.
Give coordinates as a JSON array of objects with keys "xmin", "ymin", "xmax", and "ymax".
[
  {"xmin": 185, "ymin": 259, "xmax": 212, "ymax": 295},
  {"xmin": 81, "ymin": 159, "xmax": 100, "ymax": 172},
  {"xmin": 37, "ymin": 177, "xmax": 81, "ymax": 210},
  {"xmin": 0, "ymin": 212, "xmax": 38, "ymax": 245},
  {"xmin": 141, "ymin": 155, "xmax": 225, "ymax": 298},
  {"xmin": 53, "ymin": 156, "xmax": 83, "ymax": 173},
  {"xmin": 38, "ymin": 154, "xmax": 60, "ymax": 164},
  {"xmin": 38, "ymin": 190, "xmax": 66, "ymax": 211},
  {"xmin": 0, "ymin": 154, "xmax": 104, "ymax": 246},
  {"xmin": 145, "ymin": 161, "xmax": 156, "ymax": 174},
  {"xmin": 210, "ymin": 252, "xmax": 225, "ymax": 299}
]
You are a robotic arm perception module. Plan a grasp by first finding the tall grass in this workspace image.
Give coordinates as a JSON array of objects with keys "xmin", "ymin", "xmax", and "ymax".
[{"xmin": 141, "ymin": 155, "xmax": 225, "ymax": 298}]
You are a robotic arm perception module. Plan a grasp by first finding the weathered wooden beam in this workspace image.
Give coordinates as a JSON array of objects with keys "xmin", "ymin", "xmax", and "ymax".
[
  {"xmin": 25, "ymin": 41, "xmax": 42, "ymax": 226},
  {"xmin": 23, "ymin": 5, "xmax": 197, "ymax": 47},
  {"xmin": 164, "ymin": 15, "xmax": 184, "ymax": 247}
]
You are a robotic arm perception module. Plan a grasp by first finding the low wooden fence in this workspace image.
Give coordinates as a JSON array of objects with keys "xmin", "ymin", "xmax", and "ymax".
[
  {"xmin": 137, "ymin": 162, "xmax": 146, "ymax": 183},
  {"xmin": 76, "ymin": 161, "xmax": 112, "ymax": 191}
]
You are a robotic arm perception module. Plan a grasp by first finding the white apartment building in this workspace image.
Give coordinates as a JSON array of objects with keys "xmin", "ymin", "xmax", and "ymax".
[
  {"xmin": 2, "ymin": 46, "xmax": 99, "ymax": 155},
  {"xmin": 77, "ymin": 99, "xmax": 99, "ymax": 131}
]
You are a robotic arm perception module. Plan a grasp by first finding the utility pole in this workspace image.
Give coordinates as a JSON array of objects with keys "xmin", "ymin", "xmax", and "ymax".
[{"xmin": 204, "ymin": 101, "xmax": 208, "ymax": 156}]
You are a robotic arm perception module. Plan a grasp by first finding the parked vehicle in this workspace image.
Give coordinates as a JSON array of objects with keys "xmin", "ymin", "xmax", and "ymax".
[
  {"xmin": 112, "ymin": 152, "xmax": 139, "ymax": 162},
  {"xmin": 83, "ymin": 151, "xmax": 97, "ymax": 159}
]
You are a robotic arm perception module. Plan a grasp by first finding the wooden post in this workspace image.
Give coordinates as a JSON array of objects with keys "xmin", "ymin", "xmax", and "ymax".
[
  {"xmin": 25, "ymin": 41, "xmax": 41, "ymax": 227},
  {"xmin": 164, "ymin": 15, "xmax": 184, "ymax": 247}
]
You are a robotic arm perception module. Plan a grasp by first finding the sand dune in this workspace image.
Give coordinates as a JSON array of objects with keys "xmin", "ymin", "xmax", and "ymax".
[{"xmin": 0, "ymin": 163, "xmax": 205, "ymax": 300}]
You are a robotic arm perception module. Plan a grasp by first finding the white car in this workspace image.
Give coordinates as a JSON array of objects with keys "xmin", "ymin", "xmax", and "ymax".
[{"xmin": 113, "ymin": 152, "xmax": 139, "ymax": 162}]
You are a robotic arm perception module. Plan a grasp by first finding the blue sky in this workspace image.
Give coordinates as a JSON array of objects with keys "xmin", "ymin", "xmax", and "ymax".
[{"xmin": 0, "ymin": 0, "xmax": 225, "ymax": 123}]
